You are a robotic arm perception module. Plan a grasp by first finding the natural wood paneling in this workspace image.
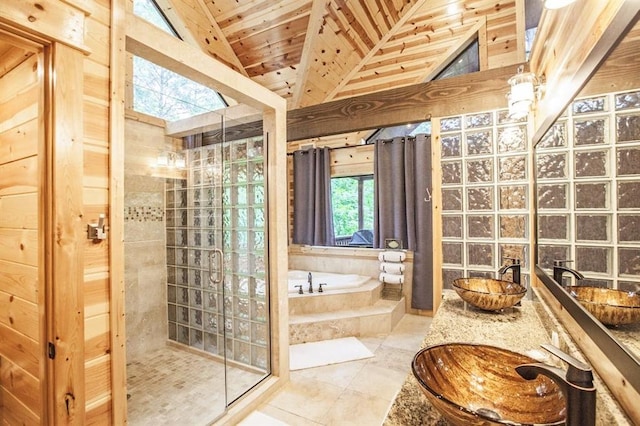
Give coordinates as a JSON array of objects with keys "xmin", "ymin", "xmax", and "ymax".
[
  {"xmin": 0, "ymin": 118, "xmax": 39, "ymax": 165},
  {"xmin": 84, "ymin": 314, "xmax": 110, "ymax": 360},
  {"xmin": 0, "ymin": 260, "xmax": 37, "ymax": 303},
  {"xmin": 0, "ymin": 323, "xmax": 39, "ymax": 377},
  {"xmin": 0, "ymin": 356, "xmax": 40, "ymax": 415},
  {"xmin": 84, "ymin": 356, "xmax": 110, "ymax": 404},
  {"xmin": 0, "ymin": 229, "xmax": 39, "ymax": 267},
  {"xmin": 0, "ymin": 386, "xmax": 39, "ymax": 426},
  {"xmin": 0, "ymin": 290, "xmax": 39, "ymax": 341},
  {"xmin": 0, "ymin": 156, "xmax": 38, "ymax": 196},
  {"xmin": 0, "ymin": 193, "xmax": 38, "ymax": 229}
]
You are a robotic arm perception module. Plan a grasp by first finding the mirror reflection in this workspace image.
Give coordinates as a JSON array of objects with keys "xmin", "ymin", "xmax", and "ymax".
[{"xmin": 534, "ymin": 27, "xmax": 640, "ymax": 361}]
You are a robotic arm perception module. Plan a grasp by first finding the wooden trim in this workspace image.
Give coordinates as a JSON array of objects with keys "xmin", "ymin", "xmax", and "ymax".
[
  {"xmin": 478, "ymin": 17, "xmax": 488, "ymax": 71},
  {"xmin": 430, "ymin": 119, "xmax": 443, "ymax": 314},
  {"xmin": 39, "ymin": 44, "xmax": 52, "ymax": 426},
  {"xmin": 49, "ymin": 41, "xmax": 85, "ymax": 424},
  {"xmin": 109, "ymin": 0, "xmax": 127, "ymax": 423},
  {"xmin": 165, "ymin": 104, "xmax": 262, "ymax": 138},
  {"xmin": 0, "ymin": 0, "xmax": 91, "ymax": 54},
  {"xmin": 125, "ymin": 14, "xmax": 285, "ymax": 112}
]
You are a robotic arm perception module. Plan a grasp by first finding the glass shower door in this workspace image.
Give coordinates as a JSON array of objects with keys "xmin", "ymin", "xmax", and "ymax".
[{"xmin": 220, "ymin": 132, "xmax": 270, "ymax": 404}]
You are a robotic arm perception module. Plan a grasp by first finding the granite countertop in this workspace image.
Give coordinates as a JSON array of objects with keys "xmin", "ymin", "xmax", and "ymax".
[{"xmin": 383, "ymin": 290, "xmax": 631, "ymax": 426}]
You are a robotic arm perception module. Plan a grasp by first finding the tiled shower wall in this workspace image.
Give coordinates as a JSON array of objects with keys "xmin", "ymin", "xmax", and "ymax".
[
  {"xmin": 440, "ymin": 111, "xmax": 530, "ymax": 289},
  {"xmin": 536, "ymin": 89, "xmax": 640, "ymax": 292},
  {"xmin": 165, "ymin": 136, "xmax": 269, "ymax": 370}
]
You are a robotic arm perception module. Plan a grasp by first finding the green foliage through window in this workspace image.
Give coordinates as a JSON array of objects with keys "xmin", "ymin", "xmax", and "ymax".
[
  {"xmin": 132, "ymin": 0, "xmax": 227, "ymax": 121},
  {"xmin": 331, "ymin": 176, "xmax": 374, "ymax": 240}
]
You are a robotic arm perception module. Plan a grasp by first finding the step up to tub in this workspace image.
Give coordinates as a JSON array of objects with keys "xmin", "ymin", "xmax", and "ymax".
[
  {"xmin": 288, "ymin": 279, "xmax": 382, "ymax": 315},
  {"xmin": 289, "ymin": 297, "xmax": 405, "ymax": 344}
]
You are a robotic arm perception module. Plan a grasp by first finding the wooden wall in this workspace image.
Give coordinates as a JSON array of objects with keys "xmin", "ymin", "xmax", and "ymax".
[
  {"xmin": 81, "ymin": 0, "xmax": 114, "ymax": 422},
  {"xmin": 1, "ymin": 0, "xmax": 116, "ymax": 422},
  {"xmin": 0, "ymin": 49, "xmax": 43, "ymax": 426}
]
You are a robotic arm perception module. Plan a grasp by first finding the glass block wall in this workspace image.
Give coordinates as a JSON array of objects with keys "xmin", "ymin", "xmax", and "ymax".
[
  {"xmin": 440, "ymin": 111, "xmax": 530, "ymax": 289},
  {"xmin": 536, "ymin": 89, "xmax": 640, "ymax": 292},
  {"xmin": 165, "ymin": 136, "xmax": 269, "ymax": 370}
]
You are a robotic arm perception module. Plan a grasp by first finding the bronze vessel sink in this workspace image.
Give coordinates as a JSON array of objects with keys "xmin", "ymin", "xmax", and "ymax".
[
  {"xmin": 452, "ymin": 277, "xmax": 527, "ymax": 311},
  {"xmin": 412, "ymin": 343, "xmax": 566, "ymax": 426},
  {"xmin": 567, "ymin": 286, "xmax": 640, "ymax": 326}
]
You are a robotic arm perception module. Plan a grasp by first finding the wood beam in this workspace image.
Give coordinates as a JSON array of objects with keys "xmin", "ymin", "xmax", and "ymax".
[
  {"xmin": 530, "ymin": 0, "xmax": 640, "ymax": 144},
  {"xmin": 125, "ymin": 14, "xmax": 285, "ymax": 112},
  {"xmin": 323, "ymin": 0, "xmax": 430, "ymax": 103},
  {"xmin": 193, "ymin": 63, "xmax": 518, "ymax": 143},
  {"xmin": 291, "ymin": 0, "xmax": 329, "ymax": 108},
  {"xmin": 288, "ymin": 63, "xmax": 519, "ymax": 141}
]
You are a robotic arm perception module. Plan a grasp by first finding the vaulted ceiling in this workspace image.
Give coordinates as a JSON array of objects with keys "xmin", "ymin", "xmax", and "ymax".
[{"xmin": 160, "ymin": 0, "xmax": 525, "ymax": 110}]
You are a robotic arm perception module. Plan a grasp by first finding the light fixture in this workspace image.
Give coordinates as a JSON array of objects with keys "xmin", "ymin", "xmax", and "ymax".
[
  {"xmin": 507, "ymin": 65, "xmax": 539, "ymax": 119},
  {"xmin": 155, "ymin": 151, "xmax": 186, "ymax": 169},
  {"xmin": 543, "ymin": 0, "xmax": 576, "ymax": 9}
]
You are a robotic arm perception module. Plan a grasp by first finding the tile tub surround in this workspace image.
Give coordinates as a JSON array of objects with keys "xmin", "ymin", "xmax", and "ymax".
[{"xmin": 384, "ymin": 291, "xmax": 632, "ymax": 426}]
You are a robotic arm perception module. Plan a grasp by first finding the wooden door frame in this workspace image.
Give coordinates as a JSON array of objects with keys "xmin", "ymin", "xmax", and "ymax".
[{"xmin": 0, "ymin": 23, "xmax": 86, "ymax": 425}]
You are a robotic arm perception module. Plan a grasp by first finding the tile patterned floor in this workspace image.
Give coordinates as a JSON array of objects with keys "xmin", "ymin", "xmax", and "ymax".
[
  {"xmin": 241, "ymin": 314, "xmax": 433, "ymax": 426},
  {"xmin": 127, "ymin": 345, "xmax": 264, "ymax": 425},
  {"xmin": 126, "ymin": 314, "xmax": 432, "ymax": 425}
]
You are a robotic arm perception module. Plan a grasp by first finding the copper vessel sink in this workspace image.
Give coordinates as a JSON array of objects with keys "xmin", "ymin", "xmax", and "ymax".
[
  {"xmin": 567, "ymin": 286, "xmax": 640, "ymax": 326},
  {"xmin": 412, "ymin": 343, "xmax": 566, "ymax": 426},
  {"xmin": 452, "ymin": 277, "xmax": 527, "ymax": 311}
]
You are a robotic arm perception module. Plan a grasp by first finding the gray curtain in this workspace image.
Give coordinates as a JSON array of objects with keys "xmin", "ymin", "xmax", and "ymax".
[
  {"xmin": 374, "ymin": 135, "xmax": 433, "ymax": 310},
  {"xmin": 292, "ymin": 147, "xmax": 335, "ymax": 246}
]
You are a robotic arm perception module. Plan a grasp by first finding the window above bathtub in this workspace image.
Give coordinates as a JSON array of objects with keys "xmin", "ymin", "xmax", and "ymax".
[{"xmin": 332, "ymin": 175, "xmax": 374, "ymax": 247}]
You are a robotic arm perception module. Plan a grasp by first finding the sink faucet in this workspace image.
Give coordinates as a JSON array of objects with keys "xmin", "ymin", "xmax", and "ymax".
[
  {"xmin": 516, "ymin": 344, "xmax": 595, "ymax": 426},
  {"xmin": 497, "ymin": 257, "xmax": 521, "ymax": 284},
  {"xmin": 552, "ymin": 260, "xmax": 584, "ymax": 286},
  {"xmin": 307, "ymin": 272, "xmax": 313, "ymax": 293}
]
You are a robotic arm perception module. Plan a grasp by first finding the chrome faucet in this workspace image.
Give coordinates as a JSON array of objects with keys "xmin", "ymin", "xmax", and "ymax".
[
  {"xmin": 497, "ymin": 257, "xmax": 521, "ymax": 285},
  {"xmin": 552, "ymin": 260, "xmax": 584, "ymax": 286},
  {"xmin": 516, "ymin": 344, "xmax": 596, "ymax": 426},
  {"xmin": 307, "ymin": 272, "xmax": 313, "ymax": 293}
]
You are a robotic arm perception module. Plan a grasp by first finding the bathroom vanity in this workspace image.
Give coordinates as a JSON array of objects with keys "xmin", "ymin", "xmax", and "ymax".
[{"xmin": 383, "ymin": 290, "xmax": 632, "ymax": 425}]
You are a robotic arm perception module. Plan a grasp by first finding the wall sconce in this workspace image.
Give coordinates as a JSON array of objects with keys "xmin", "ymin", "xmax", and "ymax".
[
  {"xmin": 507, "ymin": 65, "xmax": 539, "ymax": 119},
  {"xmin": 544, "ymin": 0, "xmax": 576, "ymax": 9}
]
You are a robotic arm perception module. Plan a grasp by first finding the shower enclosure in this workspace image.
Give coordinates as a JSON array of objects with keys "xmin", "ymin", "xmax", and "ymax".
[{"xmin": 165, "ymin": 119, "xmax": 270, "ymax": 403}]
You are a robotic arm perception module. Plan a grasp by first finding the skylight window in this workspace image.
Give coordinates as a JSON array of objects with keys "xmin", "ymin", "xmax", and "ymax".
[
  {"xmin": 131, "ymin": 0, "xmax": 227, "ymax": 121},
  {"xmin": 133, "ymin": 0, "xmax": 178, "ymax": 37}
]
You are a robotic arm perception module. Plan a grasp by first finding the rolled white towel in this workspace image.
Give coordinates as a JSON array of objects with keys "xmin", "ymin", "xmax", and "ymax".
[
  {"xmin": 377, "ymin": 251, "xmax": 406, "ymax": 262},
  {"xmin": 379, "ymin": 272, "xmax": 404, "ymax": 285},
  {"xmin": 379, "ymin": 262, "xmax": 405, "ymax": 274}
]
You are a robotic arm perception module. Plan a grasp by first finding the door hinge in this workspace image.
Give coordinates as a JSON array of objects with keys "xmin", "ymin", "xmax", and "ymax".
[{"xmin": 48, "ymin": 342, "xmax": 56, "ymax": 359}]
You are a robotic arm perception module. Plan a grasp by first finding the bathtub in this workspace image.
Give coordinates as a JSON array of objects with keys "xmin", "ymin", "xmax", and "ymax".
[{"xmin": 287, "ymin": 270, "xmax": 370, "ymax": 294}]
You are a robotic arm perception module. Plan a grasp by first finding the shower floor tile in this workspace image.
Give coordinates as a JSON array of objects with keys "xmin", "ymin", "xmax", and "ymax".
[{"xmin": 127, "ymin": 344, "xmax": 264, "ymax": 425}]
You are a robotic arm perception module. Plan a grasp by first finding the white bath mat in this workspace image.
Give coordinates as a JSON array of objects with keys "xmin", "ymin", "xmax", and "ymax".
[
  {"xmin": 289, "ymin": 337, "xmax": 374, "ymax": 371},
  {"xmin": 238, "ymin": 411, "xmax": 289, "ymax": 426}
]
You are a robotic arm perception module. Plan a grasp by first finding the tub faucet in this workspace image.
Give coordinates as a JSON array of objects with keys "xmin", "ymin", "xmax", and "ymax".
[
  {"xmin": 497, "ymin": 257, "xmax": 521, "ymax": 285},
  {"xmin": 553, "ymin": 260, "xmax": 584, "ymax": 286},
  {"xmin": 516, "ymin": 344, "xmax": 596, "ymax": 426},
  {"xmin": 307, "ymin": 272, "xmax": 313, "ymax": 293}
]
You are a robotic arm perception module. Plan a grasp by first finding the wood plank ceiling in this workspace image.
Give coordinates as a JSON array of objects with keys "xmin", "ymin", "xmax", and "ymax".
[{"xmin": 163, "ymin": 0, "xmax": 522, "ymax": 110}]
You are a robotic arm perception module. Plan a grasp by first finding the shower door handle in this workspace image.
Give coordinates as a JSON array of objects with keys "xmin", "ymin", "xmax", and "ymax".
[{"xmin": 208, "ymin": 249, "xmax": 224, "ymax": 285}]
